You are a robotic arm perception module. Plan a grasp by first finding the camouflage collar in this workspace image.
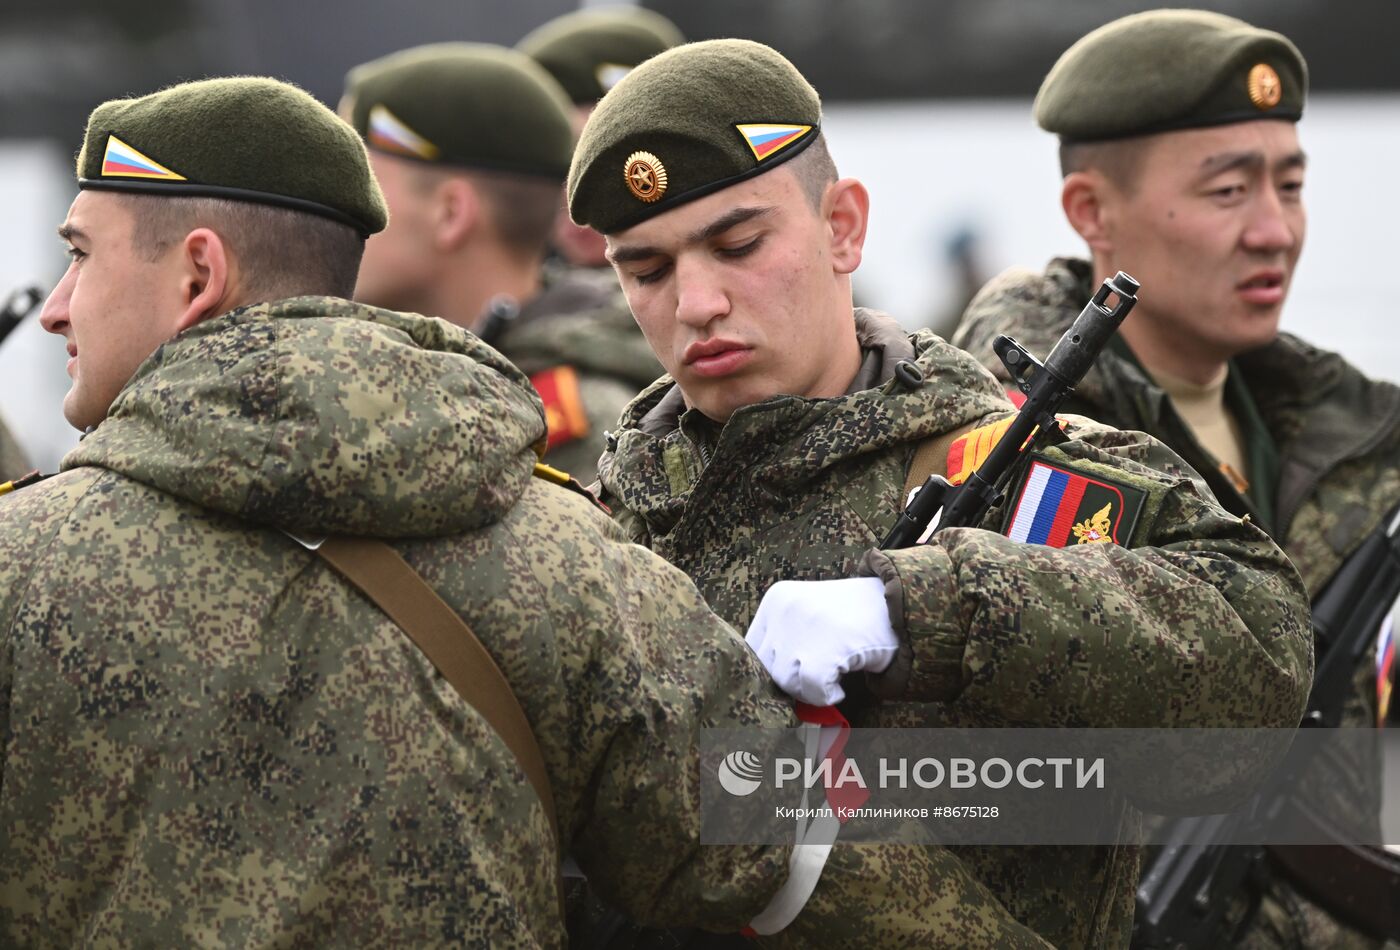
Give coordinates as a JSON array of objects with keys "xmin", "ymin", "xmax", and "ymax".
[{"xmin": 600, "ymin": 309, "xmax": 1011, "ymax": 526}]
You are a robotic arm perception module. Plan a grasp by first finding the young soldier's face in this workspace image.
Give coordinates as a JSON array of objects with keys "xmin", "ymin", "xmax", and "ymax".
[
  {"xmin": 1099, "ymin": 120, "xmax": 1306, "ymax": 359},
  {"xmin": 40, "ymin": 191, "xmax": 187, "ymax": 430},
  {"xmin": 606, "ymin": 167, "xmax": 863, "ymax": 422}
]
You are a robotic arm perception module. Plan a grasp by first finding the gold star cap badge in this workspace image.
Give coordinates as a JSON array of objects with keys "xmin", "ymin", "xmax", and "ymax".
[
  {"xmin": 624, "ymin": 150, "xmax": 667, "ymax": 203},
  {"xmin": 1247, "ymin": 63, "xmax": 1282, "ymax": 110}
]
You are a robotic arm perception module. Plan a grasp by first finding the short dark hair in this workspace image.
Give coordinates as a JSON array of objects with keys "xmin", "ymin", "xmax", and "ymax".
[
  {"xmin": 406, "ymin": 163, "xmax": 559, "ymax": 262},
  {"xmin": 787, "ymin": 132, "xmax": 838, "ymax": 211},
  {"xmin": 120, "ymin": 194, "xmax": 364, "ymax": 301},
  {"xmin": 1058, "ymin": 138, "xmax": 1149, "ymax": 192}
]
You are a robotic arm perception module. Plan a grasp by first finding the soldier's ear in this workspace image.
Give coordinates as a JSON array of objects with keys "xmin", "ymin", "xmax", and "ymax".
[
  {"xmin": 1063, "ymin": 171, "xmax": 1114, "ymax": 255},
  {"xmin": 433, "ymin": 175, "xmax": 481, "ymax": 251},
  {"xmin": 173, "ymin": 227, "xmax": 231, "ymax": 333},
  {"xmin": 825, "ymin": 177, "xmax": 869, "ymax": 276}
]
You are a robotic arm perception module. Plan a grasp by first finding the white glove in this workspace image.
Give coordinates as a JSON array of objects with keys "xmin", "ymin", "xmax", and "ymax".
[{"xmin": 745, "ymin": 577, "xmax": 899, "ymax": 706}]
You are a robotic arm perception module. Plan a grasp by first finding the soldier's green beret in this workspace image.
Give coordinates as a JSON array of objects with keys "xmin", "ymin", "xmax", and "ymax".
[
  {"xmin": 517, "ymin": 8, "xmax": 684, "ymax": 105},
  {"xmin": 344, "ymin": 43, "xmax": 573, "ymax": 180},
  {"xmin": 77, "ymin": 77, "xmax": 386, "ymax": 236},
  {"xmin": 1036, "ymin": 9, "xmax": 1307, "ymax": 142},
  {"xmin": 567, "ymin": 39, "xmax": 821, "ymax": 234}
]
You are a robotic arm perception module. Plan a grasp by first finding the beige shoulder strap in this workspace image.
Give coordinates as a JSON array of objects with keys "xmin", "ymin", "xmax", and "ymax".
[
  {"xmin": 902, "ymin": 421, "xmax": 980, "ymax": 504},
  {"xmin": 313, "ymin": 537, "xmax": 560, "ymax": 852}
]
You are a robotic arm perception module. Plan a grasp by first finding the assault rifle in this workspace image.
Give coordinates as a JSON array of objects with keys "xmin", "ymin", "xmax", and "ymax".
[
  {"xmin": 882, "ymin": 271, "xmax": 1139, "ymax": 548},
  {"xmin": 0, "ymin": 285, "xmax": 42, "ymax": 346},
  {"xmin": 1133, "ymin": 504, "xmax": 1400, "ymax": 947}
]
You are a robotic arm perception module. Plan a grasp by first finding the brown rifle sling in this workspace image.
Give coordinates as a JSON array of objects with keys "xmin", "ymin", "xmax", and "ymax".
[{"xmin": 314, "ymin": 537, "xmax": 561, "ymax": 854}]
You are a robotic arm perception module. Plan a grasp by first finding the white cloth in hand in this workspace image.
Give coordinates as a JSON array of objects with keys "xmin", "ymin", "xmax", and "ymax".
[{"xmin": 745, "ymin": 577, "xmax": 899, "ymax": 706}]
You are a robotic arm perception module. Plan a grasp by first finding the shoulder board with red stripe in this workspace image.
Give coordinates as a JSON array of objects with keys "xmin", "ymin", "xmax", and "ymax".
[
  {"xmin": 530, "ymin": 365, "xmax": 590, "ymax": 450},
  {"xmin": 1002, "ymin": 453, "xmax": 1146, "ymax": 548},
  {"xmin": 945, "ymin": 417, "xmax": 1017, "ymax": 487},
  {"xmin": 944, "ymin": 412, "xmax": 1077, "ymax": 488}
]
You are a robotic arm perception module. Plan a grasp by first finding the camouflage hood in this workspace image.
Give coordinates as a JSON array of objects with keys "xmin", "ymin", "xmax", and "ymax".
[
  {"xmin": 599, "ymin": 308, "xmax": 1012, "ymax": 533},
  {"xmin": 64, "ymin": 295, "xmax": 547, "ymax": 538}
]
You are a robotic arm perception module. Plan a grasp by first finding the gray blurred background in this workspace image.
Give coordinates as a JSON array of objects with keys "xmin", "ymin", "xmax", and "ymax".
[{"xmin": 3, "ymin": 0, "xmax": 1397, "ymax": 469}]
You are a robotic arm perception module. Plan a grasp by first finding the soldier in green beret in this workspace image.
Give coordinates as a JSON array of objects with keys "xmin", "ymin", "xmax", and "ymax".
[
  {"xmin": 952, "ymin": 12, "xmax": 1398, "ymax": 946},
  {"xmin": 568, "ymin": 37, "xmax": 1314, "ymax": 947},
  {"xmin": 341, "ymin": 42, "xmax": 661, "ymax": 482},
  {"xmin": 519, "ymin": 7, "xmax": 685, "ymax": 270},
  {"xmin": 1, "ymin": 73, "xmax": 1024, "ymax": 947}
]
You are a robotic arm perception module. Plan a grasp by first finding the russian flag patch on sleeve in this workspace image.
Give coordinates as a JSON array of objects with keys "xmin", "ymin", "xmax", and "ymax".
[{"xmin": 1003, "ymin": 454, "xmax": 1147, "ymax": 548}]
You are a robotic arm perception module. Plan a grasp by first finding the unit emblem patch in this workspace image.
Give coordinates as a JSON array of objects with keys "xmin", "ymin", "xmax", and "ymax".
[{"xmin": 1004, "ymin": 455, "xmax": 1146, "ymax": 547}]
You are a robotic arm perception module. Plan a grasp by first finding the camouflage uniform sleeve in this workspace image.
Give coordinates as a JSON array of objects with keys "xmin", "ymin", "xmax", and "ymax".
[
  {"xmin": 546, "ymin": 490, "xmax": 1048, "ymax": 944},
  {"xmin": 553, "ymin": 506, "xmax": 791, "ymax": 930},
  {"xmin": 761, "ymin": 845, "xmax": 1053, "ymax": 948},
  {"xmin": 0, "ymin": 471, "xmax": 98, "ymax": 790},
  {"xmin": 860, "ymin": 420, "xmax": 1312, "ymax": 732}
]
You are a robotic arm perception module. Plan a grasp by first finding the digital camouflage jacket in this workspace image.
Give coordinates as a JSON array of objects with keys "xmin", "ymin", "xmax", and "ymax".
[
  {"xmin": 596, "ymin": 308, "xmax": 1313, "ymax": 948},
  {"xmin": 0, "ymin": 298, "xmax": 1042, "ymax": 949},
  {"xmin": 496, "ymin": 263, "xmax": 663, "ymax": 482},
  {"xmin": 955, "ymin": 258, "xmax": 1400, "ymax": 947}
]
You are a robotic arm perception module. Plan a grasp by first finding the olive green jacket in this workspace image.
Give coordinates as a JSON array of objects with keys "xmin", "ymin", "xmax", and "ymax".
[
  {"xmin": 0, "ymin": 298, "xmax": 1012, "ymax": 948},
  {"xmin": 597, "ymin": 308, "xmax": 1313, "ymax": 948},
  {"xmin": 497, "ymin": 263, "xmax": 663, "ymax": 482}
]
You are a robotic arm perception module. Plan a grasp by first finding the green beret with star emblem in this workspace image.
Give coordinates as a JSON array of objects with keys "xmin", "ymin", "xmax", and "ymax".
[
  {"xmin": 77, "ymin": 76, "xmax": 387, "ymax": 236},
  {"xmin": 1036, "ymin": 9, "xmax": 1308, "ymax": 142},
  {"xmin": 567, "ymin": 38, "xmax": 822, "ymax": 234},
  {"xmin": 517, "ymin": 7, "xmax": 685, "ymax": 105},
  {"xmin": 343, "ymin": 43, "xmax": 574, "ymax": 180}
]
